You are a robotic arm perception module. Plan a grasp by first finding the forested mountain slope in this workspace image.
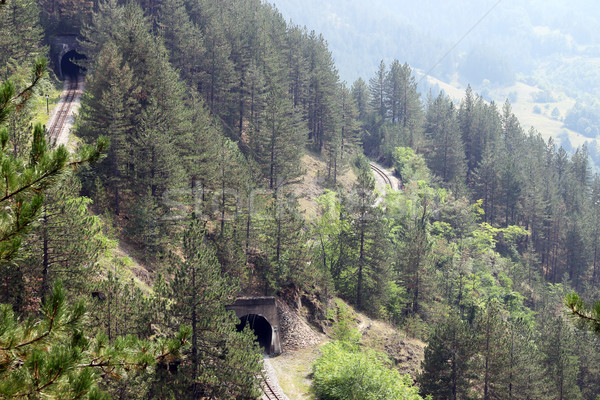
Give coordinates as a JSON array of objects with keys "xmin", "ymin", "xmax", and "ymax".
[
  {"xmin": 2, "ymin": 0, "xmax": 600, "ymax": 398},
  {"xmin": 272, "ymin": 0, "xmax": 600, "ymax": 168}
]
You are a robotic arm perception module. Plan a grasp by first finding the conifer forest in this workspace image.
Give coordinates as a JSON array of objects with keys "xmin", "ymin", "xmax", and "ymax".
[{"xmin": 3, "ymin": 0, "xmax": 600, "ymax": 398}]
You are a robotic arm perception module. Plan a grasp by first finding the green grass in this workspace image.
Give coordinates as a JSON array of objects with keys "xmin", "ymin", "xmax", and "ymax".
[
  {"xmin": 30, "ymin": 78, "xmax": 63, "ymax": 128},
  {"xmin": 270, "ymin": 346, "xmax": 323, "ymax": 400}
]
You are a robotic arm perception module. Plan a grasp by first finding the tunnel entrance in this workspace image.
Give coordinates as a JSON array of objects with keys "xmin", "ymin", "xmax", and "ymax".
[
  {"xmin": 237, "ymin": 314, "xmax": 272, "ymax": 352},
  {"xmin": 60, "ymin": 50, "xmax": 86, "ymax": 79}
]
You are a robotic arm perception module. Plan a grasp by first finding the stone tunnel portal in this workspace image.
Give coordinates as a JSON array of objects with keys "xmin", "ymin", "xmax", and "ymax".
[
  {"xmin": 226, "ymin": 297, "xmax": 282, "ymax": 355},
  {"xmin": 237, "ymin": 314, "xmax": 272, "ymax": 352},
  {"xmin": 60, "ymin": 50, "xmax": 86, "ymax": 78}
]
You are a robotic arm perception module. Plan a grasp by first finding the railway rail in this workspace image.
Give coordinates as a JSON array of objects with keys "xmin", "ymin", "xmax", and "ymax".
[
  {"xmin": 261, "ymin": 375, "xmax": 285, "ymax": 400},
  {"xmin": 261, "ymin": 356, "xmax": 288, "ymax": 400},
  {"xmin": 46, "ymin": 76, "xmax": 82, "ymax": 143},
  {"xmin": 370, "ymin": 162, "xmax": 393, "ymax": 188}
]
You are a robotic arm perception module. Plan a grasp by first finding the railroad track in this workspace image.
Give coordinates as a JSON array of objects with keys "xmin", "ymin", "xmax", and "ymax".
[
  {"xmin": 47, "ymin": 76, "xmax": 81, "ymax": 143},
  {"xmin": 261, "ymin": 375, "xmax": 285, "ymax": 400},
  {"xmin": 261, "ymin": 356, "xmax": 287, "ymax": 400},
  {"xmin": 370, "ymin": 162, "xmax": 393, "ymax": 188}
]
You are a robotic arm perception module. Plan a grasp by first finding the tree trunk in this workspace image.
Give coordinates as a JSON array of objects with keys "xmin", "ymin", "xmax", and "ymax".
[
  {"xmin": 357, "ymin": 217, "xmax": 365, "ymax": 310},
  {"xmin": 41, "ymin": 207, "xmax": 50, "ymax": 299}
]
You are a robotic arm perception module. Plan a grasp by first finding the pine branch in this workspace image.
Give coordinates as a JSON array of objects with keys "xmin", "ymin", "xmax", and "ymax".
[
  {"xmin": 0, "ymin": 158, "xmax": 88, "ymax": 204},
  {"xmin": 12, "ymin": 368, "xmax": 63, "ymax": 398},
  {"xmin": 566, "ymin": 301, "xmax": 600, "ymax": 324}
]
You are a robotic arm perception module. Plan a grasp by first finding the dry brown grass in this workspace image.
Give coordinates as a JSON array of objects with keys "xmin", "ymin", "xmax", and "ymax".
[{"xmin": 292, "ymin": 151, "xmax": 357, "ymax": 220}]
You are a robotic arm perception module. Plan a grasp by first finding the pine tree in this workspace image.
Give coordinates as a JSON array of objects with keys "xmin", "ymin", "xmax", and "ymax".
[
  {"xmin": 505, "ymin": 316, "xmax": 550, "ymax": 399},
  {"xmin": 419, "ymin": 315, "xmax": 476, "ymax": 400},
  {"xmin": 133, "ymin": 97, "xmax": 186, "ymax": 198},
  {"xmin": 325, "ymin": 83, "xmax": 360, "ymax": 186},
  {"xmin": 369, "ymin": 60, "xmax": 387, "ymax": 120},
  {"xmin": 0, "ymin": 282, "xmax": 188, "ymax": 399},
  {"xmin": 351, "ymin": 77, "xmax": 369, "ymax": 122},
  {"xmin": 250, "ymin": 84, "xmax": 305, "ymax": 190},
  {"xmin": 587, "ymin": 175, "xmax": 600, "ymax": 285},
  {"xmin": 0, "ymin": 0, "xmax": 45, "ymax": 70},
  {"xmin": 424, "ymin": 92, "xmax": 466, "ymax": 187},
  {"xmin": 213, "ymin": 136, "xmax": 248, "ymax": 235},
  {"xmin": 0, "ymin": 58, "xmax": 106, "ymax": 263},
  {"xmin": 162, "ymin": 220, "xmax": 262, "ymax": 399},
  {"xmin": 157, "ymin": 0, "xmax": 207, "ymax": 90},
  {"xmin": 459, "ymin": 90, "xmax": 501, "ymax": 179},
  {"xmin": 127, "ymin": 187, "xmax": 164, "ymax": 258},
  {"xmin": 472, "ymin": 143, "xmax": 500, "ymax": 224},
  {"xmin": 306, "ymin": 32, "xmax": 339, "ymax": 153},
  {"xmin": 201, "ymin": 19, "xmax": 236, "ymax": 119},
  {"xmin": 539, "ymin": 315, "xmax": 583, "ymax": 400},
  {"xmin": 20, "ymin": 176, "xmax": 104, "ymax": 299},
  {"xmin": 77, "ymin": 40, "xmax": 134, "ymax": 216},
  {"xmin": 254, "ymin": 191, "xmax": 310, "ymax": 293},
  {"xmin": 285, "ymin": 25, "xmax": 309, "ymax": 109},
  {"xmin": 473, "ymin": 302, "xmax": 510, "ymax": 400},
  {"xmin": 340, "ymin": 158, "xmax": 390, "ymax": 315},
  {"xmin": 92, "ymin": 270, "xmax": 153, "ymax": 341},
  {"xmin": 386, "ymin": 61, "xmax": 424, "ymax": 150}
]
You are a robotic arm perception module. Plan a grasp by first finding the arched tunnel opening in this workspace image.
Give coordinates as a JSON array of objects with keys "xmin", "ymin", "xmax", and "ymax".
[
  {"xmin": 237, "ymin": 314, "xmax": 272, "ymax": 352},
  {"xmin": 60, "ymin": 50, "xmax": 86, "ymax": 79}
]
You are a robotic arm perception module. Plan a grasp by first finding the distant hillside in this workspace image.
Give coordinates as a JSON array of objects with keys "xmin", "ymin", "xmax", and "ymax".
[
  {"xmin": 271, "ymin": 0, "xmax": 600, "ymax": 167},
  {"xmin": 270, "ymin": 0, "xmax": 600, "ymax": 89}
]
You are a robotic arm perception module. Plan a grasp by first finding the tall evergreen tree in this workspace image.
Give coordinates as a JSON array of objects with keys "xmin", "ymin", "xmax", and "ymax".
[
  {"xmin": 419, "ymin": 315, "xmax": 476, "ymax": 400},
  {"xmin": 0, "ymin": 0, "xmax": 44, "ymax": 70},
  {"xmin": 540, "ymin": 315, "xmax": 583, "ymax": 400},
  {"xmin": 306, "ymin": 32, "xmax": 339, "ymax": 153},
  {"xmin": 340, "ymin": 158, "xmax": 390, "ymax": 315},
  {"xmin": 250, "ymin": 84, "xmax": 305, "ymax": 190},
  {"xmin": 325, "ymin": 83, "xmax": 360, "ymax": 186},
  {"xmin": 161, "ymin": 220, "xmax": 262, "ymax": 399},
  {"xmin": 424, "ymin": 92, "xmax": 466, "ymax": 188},
  {"xmin": 473, "ymin": 302, "xmax": 510, "ymax": 400},
  {"xmin": 369, "ymin": 60, "xmax": 387, "ymax": 120},
  {"xmin": 351, "ymin": 77, "xmax": 369, "ymax": 122},
  {"xmin": 21, "ymin": 176, "xmax": 104, "ymax": 299}
]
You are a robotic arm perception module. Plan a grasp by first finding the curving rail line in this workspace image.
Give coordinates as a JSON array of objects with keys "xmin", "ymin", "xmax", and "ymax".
[
  {"xmin": 370, "ymin": 162, "xmax": 393, "ymax": 188},
  {"xmin": 261, "ymin": 375, "xmax": 285, "ymax": 400},
  {"xmin": 46, "ymin": 76, "xmax": 81, "ymax": 144},
  {"xmin": 261, "ymin": 356, "xmax": 288, "ymax": 400}
]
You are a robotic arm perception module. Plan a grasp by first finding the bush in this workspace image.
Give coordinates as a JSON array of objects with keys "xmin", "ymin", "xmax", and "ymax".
[
  {"xmin": 392, "ymin": 147, "xmax": 430, "ymax": 183},
  {"xmin": 312, "ymin": 341, "xmax": 428, "ymax": 400}
]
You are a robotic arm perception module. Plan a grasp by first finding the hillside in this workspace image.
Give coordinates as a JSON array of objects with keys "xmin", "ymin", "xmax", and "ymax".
[
  {"xmin": 3, "ymin": 0, "xmax": 600, "ymax": 399},
  {"xmin": 272, "ymin": 0, "xmax": 600, "ymax": 166}
]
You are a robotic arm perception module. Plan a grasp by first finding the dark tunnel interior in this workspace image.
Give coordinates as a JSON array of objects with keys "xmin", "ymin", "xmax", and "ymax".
[
  {"xmin": 61, "ymin": 50, "xmax": 86, "ymax": 78},
  {"xmin": 237, "ymin": 314, "xmax": 272, "ymax": 352}
]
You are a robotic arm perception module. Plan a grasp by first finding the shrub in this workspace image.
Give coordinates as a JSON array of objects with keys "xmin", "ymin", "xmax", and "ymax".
[{"xmin": 312, "ymin": 341, "xmax": 428, "ymax": 400}]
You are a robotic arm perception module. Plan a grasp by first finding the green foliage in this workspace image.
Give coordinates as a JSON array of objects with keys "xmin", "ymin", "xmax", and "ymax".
[
  {"xmin": 253, "ymin": 192, "xmax": 311, "ymax": 293},
  {"xmin": 313, "ymin": 341, "xmax": 427, "ymax": 400},
  {"xmin": 564, "ymin": 96, "xmax": 600, "ymax": 138},
  {"xmin": 327, "ymin": 299, "xmax": 361, "ymax": 344},
  {"xmin": 469, "ymin": 222, "xmax": 529, "ymax": 255},
  {"xmin": 418, "ymin": 314, "xmax": 476, "ymax": 400},
  {"xmin": 0, "ymin": 58, "xmax": 106, "ymax": 266},
  {"xmin": 154, "ymin": 220, "xmax": 262, "ymax": 399},
  {"xmin": 392, "ymin": 146, "xmax": 430, "ymax": 183},
  {"xmin": 565, "ymin": 292, "xmax": 600, "ymax": 335},
  {"xmin": 0, "ymin": 0, "xmax": 45, "ymax": 68},
  {"xmin": 424, "ymin": 92, "xmax": 466, "ymax": 188},
  {"xmin": 0, "ymin": 282, "xmax": 187, "ymax": 399}
]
